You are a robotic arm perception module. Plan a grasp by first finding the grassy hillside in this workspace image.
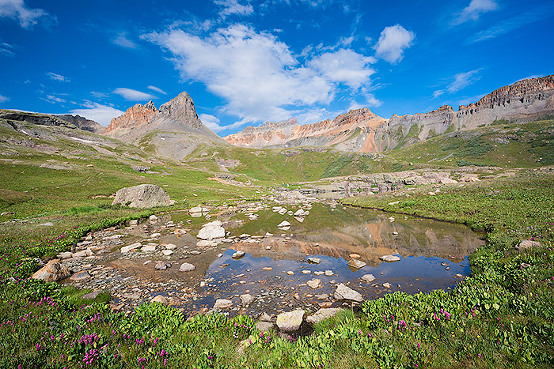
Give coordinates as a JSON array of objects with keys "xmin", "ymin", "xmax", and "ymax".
[{"xmin": 388, "ymin": 119, "xmax": 554, "ymax": 168}]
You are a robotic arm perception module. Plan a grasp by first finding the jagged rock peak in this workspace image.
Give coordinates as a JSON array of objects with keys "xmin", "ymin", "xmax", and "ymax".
[
  {"xmin": 333, "ymin": 108, "xmax": 379, "ymax": 126},
  {"xmin": 105, "ymin": 101, "xmax": 159, "ymax": 133},
  {"xmin": 159, "ymin": 91, "xmax": 197, "ymax": 118}
]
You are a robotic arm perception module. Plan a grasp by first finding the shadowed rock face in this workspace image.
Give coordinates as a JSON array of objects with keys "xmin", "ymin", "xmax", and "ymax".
[
  {"xmin": 103, "ymin": 92, "xmax": 228, "ymax": 161},
  {"xmin": 55, "ymin": 114, "xmax": 105, "ymax": 134},
  {"xmin": 226, "ymin": 75, "xmax": 554, "ymax": 152},
  {"xmin": 112, "ymin": 184, "xmax": 172, "ymax": 208}
]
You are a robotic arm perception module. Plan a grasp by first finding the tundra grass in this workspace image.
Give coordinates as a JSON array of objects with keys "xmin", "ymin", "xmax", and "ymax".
[{"xmin": 0, "ymin": 171, "xmax": 552, "ymax": 368}]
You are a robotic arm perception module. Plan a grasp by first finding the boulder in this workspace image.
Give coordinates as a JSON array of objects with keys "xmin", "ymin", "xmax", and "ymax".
[
  {"xmin": 277, "ymin": 221, "xmax": 291, "ymax": 228},
  {"xmin": 214, "ymin": 299, "xmax": 233, "ymax": 309},
  {"xmin": 516, "ymin": 240, "xmax": 541, "ymax": 251},
  {"xmin": 112, "ymin": 184, "xmax": 172, "ymax": 208},
  {"xmin": 276, "ymin": 310, "xmax": 305, "ymax": 332},
  {"xmin": 334, "ymin": 283, "xmax": 363, "ymax": 302},
  {"xmin": 232, "ymin": 250, "xmax": 245, "ymax": 259},
  {"xmin": 151, "ymin": 295, "xmax": 169, "ymax": 304},
  {"xmin": 179, "ymin": 262, "xmax": 196, "ymax": 272},
  {"xmin": 255, "ymin": 321, "xmax": 274, "ymax": 332},
  {"xmin": 307, "ymin": 257, "xmax": 321, "ymax": 264},
  {"xmin": 197, "ymin": 221, "xmax": 226, "ymax": 240},
  {"xmin": 380, "ymin": 255, "xmax": 401, "ymax": 262},
  {"xmin": 240, "ymin": 294, "xmax": 254, "ymax": 306},
  {"xmin": 306, "ymin": 308, "xmax": 343, "ymax": 325},
  {"xmin": 32, "ymin": 259, "xmax": 71, "ymax": 282}
]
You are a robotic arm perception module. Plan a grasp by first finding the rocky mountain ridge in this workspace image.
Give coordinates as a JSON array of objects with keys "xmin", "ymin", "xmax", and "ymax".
[{"xmin": 226, "ymin": 75, "xmax": 554, "ymax": 152}]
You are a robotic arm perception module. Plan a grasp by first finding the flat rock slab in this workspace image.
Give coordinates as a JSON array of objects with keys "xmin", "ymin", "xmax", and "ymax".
[
  {"xmin": 380, "ymin": 255, "xmax": 401, "ymax": 262},
  {"xmin": 334, "ymin": 283, "xmax": 363, "ymax": 303},
  {"xmin": 232, "ymin": 250, "xmax": 245, "ymax": 259},
  {"xmin": 70, "ymin": 270, "xmax": 91, "ymax": 281},
  {"xmin": 306, "ymin": 308, "xmax": 343, "ymax": 325},
  {"xmin": 307, "ymin": 257, "xmax": 321, "ymax": 264},
  {"xmin": 121, "ymin": 243, "xmax": 142, "ymax": 253},
  {"xmin": 214, "ymin": 299, "xmax": 233, "ymax": 309},
  {"xmin": 276, "ymin": 310, "xmax": 305, "ymax": 332},
  {"xmin": 361, "ymin": 274, "xmax": 376, "ymax": 283},
  {"xmin": 179, "ymin": 263, "xmax": 196, "ymax": 272}
]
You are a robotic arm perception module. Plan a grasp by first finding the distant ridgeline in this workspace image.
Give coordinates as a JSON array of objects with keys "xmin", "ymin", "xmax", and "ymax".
[{"xmin": 225, "ymin": 75, "xmax": 554, "ymax": 152}]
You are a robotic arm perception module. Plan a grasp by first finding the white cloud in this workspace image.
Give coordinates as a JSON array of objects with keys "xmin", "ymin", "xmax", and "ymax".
[
  {"xmin": 454, "ymin": 0, "xmax": 498, "ymax": 25},
  {"xmin": 0, "ymin": 94, "xmax": 9, "ymax": 103},
  {"xmin": 433, "ymin": 69, "xmax": 481, "ymax": 98},
  {"xmin": 70, "ymin": 102, "xmax": 124, "ymax": 126},
  {"xmin": 144, "ymin": 24, "xmax": 334, "ymax": 124},
  {"xmin": 41, "ymin": 95, "xmax": 66, "ymax": 104},
  {"xmin": 214, "ymin": 0, "xmax": 253, "ymax": 16},
  {"xmin": 309, "ymin": 48, "xmax": 376, "ymax": 89},
  {"xmin": 0, "ymin": 0, "xmax": 50, "ymax": 28},
  {"xmin": 112, "ymin": 32, "xmax": 138, "ymax": 49},
  {"xmin": 113, "ymin": 88, "xmax": 156, "ymax": 101},
  {"xmin": 46, "ymin": 72, "xmax": 70, "ymax": 82},
  {"xmin": 147, "ymin": 85, "xmax": 167, "ymax": 95},
  {"xmin": 374, "ymin": 24, "xmax": 415, "ymax": 64}
]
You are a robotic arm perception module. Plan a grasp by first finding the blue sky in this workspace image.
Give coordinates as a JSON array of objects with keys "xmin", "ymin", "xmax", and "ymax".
[{"xmin": 0, "ymin": 0, "xmax": 552, "ymax": 134}]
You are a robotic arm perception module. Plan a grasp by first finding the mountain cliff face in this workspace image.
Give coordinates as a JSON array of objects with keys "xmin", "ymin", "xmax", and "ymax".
[
  {"xmin": 226, "ymin": 75, "xmax": 554, "ymax": 152},
  {"xmin": 225, "ymin": 108, "xmax": 387, "ymax": 152},
  {"xmin": 104, "ymin": 92, "xmax": 227, "ymax": 160},
  {"xmin": 55, "ymin": 114, "xmax": 105, "ymax": 134},
  {"xmin": 380, "ymin": 75, "xmax": 554, "ymax": 150}
]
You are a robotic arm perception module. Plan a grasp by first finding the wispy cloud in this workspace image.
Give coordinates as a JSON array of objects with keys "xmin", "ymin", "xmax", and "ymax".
[
  {"xmin": 113, "ymin": 88, "xmax": 156, "ymax": 101},
  {"xmin": 214, "ymin": 0, "xmax": 253, "ymax": 17},
  {"xmin": 469, "ymin": 3, "xmax": 554, "ymax": 43},
  {"xmin": 46, "ymin": 72, "xmax": 70, "ymax": 82},
  {"xmin": 147, "ymin": 85, "xmax": 167, "ymax": 95},
  {"xmin": 453, "ymin": 0, "xmax": 499, "ymax": 25},
  {"xmin": 433, "ymin": 69, "xmax": 482, "ymax": 98},
  {"xmin": 70, "ymin": 101, "xmax": 124, "ymax": 126},
  {"xmin": 41, "ymin": 94, "xmax": 67, "ymax": 104},
  {"xmin": 112, "ymin": 32, "xmax": 139, "ymax": 49},
  {"xmin": 373, "ymin": 24, "xmax": 415, "ymax": 64},
  {"xmin": 0, "ymin": 42, "xmax": 14, "ymax": 56},
  {"xmin": 0, "ymin": 0, "xmax": 52, "ymax": 29},
  {"xmin": 0, "ymin": 94, "xmax": 9, "ymax": 103}
]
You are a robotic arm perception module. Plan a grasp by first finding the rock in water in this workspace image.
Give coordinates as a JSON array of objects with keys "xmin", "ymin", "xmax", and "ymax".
[
  {"xmin": 334, "ymin": 283, "xmax": 363, "ymax": 302},
  {"xmin": 276, "ymin": 310, "xmax": 305, "ymax": 332},
  {"xmin": 348, "ymin": 259, "xmax": 366, "ymax": 269},
  {"xmin": 32, "ymin": 259, "xmax": 71, "ymax": 282},
  {"xmin": 361, "ymin": 274, "xmax": 376, "ymax": 283},
  {"xmin": 380, "ymin": 255, "xmax": 401, "ymax": 262},
  {"xmin": 112, "ymin": 184, "xmax": 172, "ymax": 208},
  {"xmin": 240, "ymin": 294, "xmax": 254, "ymax": 306}
]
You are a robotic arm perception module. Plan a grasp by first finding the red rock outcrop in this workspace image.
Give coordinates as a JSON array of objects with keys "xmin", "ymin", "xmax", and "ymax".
[{"xmin": 104, "ymin": 101, "xmax": 157, "ymax": 133}]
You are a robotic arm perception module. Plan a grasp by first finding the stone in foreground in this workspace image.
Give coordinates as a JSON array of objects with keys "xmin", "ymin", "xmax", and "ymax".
[
  {"xmin": 255, "ymin": 321, "xmax": 274, "ymax": 332},
  {"xmin": 516, "ymin": 240, "xmax": 541, "ymax": 251},
  {"xmin": 179, "ymin": 262, "xmax": 196, "ymax": 272},
  {"xmin": 214, "ymin": 299, "xmax": 233, "ymax": 309},
  {"xmin": 151, "ymin": 295, "xmax": 169, "ymax": 304},
  {"xmin": 361, "ymin": 274, "xmax": 376, "ymax": 283},
  {"xmin": 197, "ymin": 221, "xmax": 226, "ymax": 240},
  {"xmin": 32, "ymin": 259, "xmax": 71, "ymax": 282},
  {"xmin": 306, "ymin": 308, "xmax": 343, "ymax": 325},
  {"xmin": 380, "ymin": 254, "xmax": 401, "ymax": 262},
  {"xmin": 112, "ymin": 184, "xmax": 172, "ymax": 208},
  {"xmin": 276, "ymin": 310, "xmax": 305, "ymax": 332},
  {"xmin": 334, "ymin": 283, "xmax": 363, "ymax": 302}
]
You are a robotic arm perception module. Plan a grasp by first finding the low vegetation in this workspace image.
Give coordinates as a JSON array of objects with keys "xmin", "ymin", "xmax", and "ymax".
[{"xmin": 1, "ymin": 169, "xmax": 552, "ymax": 367}]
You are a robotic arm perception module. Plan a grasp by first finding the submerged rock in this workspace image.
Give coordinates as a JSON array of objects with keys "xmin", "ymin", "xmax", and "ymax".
[
  {"xmin": 214, "ymin": 299, "xmax": 233, "ymax": 309},
  {"xmin": 361, "ymin": 274, "xmax": 376, "ymax": 283},
  {"xmin": 380, "ymin": 255, "xmax": 401, "ymax": 262},
  {"xmin": 348, "ymin": 259, "xmax": 366, "ymax": 269}
]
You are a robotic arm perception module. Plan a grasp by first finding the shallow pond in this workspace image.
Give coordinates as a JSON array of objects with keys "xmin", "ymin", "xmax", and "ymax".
[{"xmin": 172, "ymin": 204, "xmax": 484, "ymax": 316}]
